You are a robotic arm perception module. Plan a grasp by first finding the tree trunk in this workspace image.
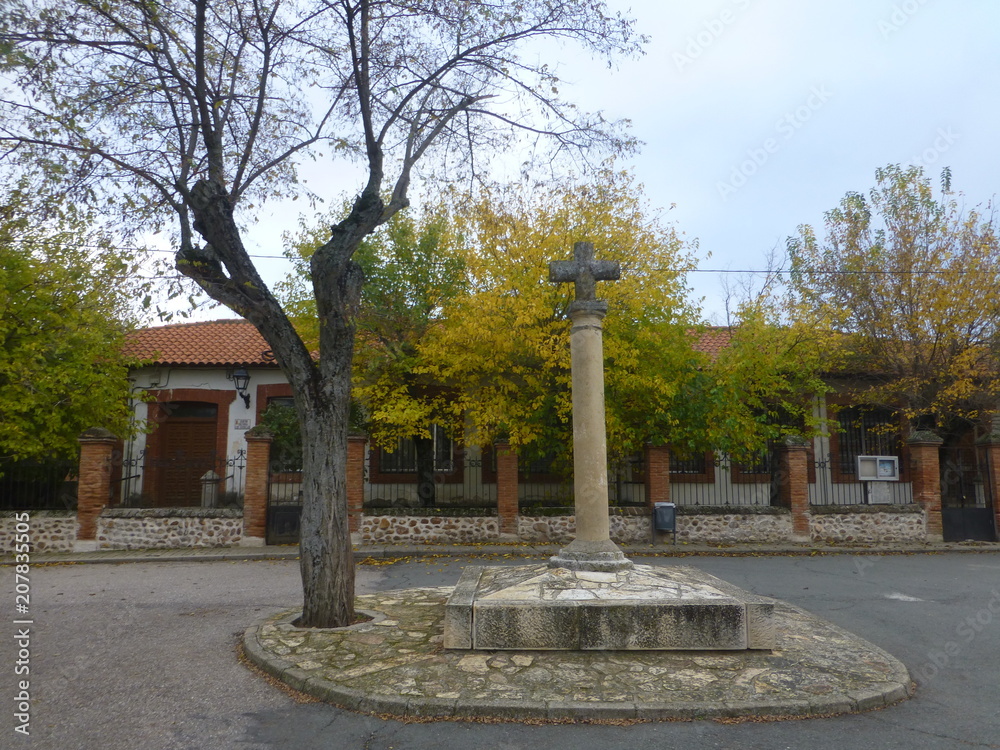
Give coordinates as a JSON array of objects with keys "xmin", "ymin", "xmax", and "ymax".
[
  {"xmin": 182, "ymin": 179, "xmax": 364, "ymax": 629},
  {"xmin": 295, "ymin": 190, "xmax": 381, "ymax": 627},
  {"xmin": 296, "ymin": 392, "xmax": 356, "ymax": 628},
  {"xmin": 184, "ymin": 179, "xmax": 386, "ymax": 629}
]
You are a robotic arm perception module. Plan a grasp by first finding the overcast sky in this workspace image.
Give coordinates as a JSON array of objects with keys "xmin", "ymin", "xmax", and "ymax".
[{"xmin": 204, "ymin": 0, "xmax": 998, "ymax": 324}]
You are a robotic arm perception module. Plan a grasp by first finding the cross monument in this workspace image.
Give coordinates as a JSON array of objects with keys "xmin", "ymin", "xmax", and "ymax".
[
  {"xmin": 442, "ymin": 241, "xmax": 776, "ymax": 653},
  {"xmin": 548, "ymin": 241, "xmax": 633, "ymax": 572}
]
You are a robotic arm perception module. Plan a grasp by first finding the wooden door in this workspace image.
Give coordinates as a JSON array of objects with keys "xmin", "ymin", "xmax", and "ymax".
[{"xmin": 146, "ymin": 402, "xmax": 219, "ymax": 507}]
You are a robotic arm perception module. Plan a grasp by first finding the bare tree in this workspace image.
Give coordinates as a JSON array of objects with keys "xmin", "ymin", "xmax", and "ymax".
[{"xmin": 0, "ymin": 0, "xmax": 641, "ymax": 626}]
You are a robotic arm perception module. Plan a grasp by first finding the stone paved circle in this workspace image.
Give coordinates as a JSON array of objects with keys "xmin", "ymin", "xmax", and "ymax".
[{"xmin": 242, "ymin": 586, "xmax": 913, "ymax": 722}]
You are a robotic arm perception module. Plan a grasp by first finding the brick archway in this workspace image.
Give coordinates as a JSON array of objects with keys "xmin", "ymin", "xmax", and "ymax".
[{"xmin": 143, "ymin": 389, "xmax": 237, "ymax": 506}]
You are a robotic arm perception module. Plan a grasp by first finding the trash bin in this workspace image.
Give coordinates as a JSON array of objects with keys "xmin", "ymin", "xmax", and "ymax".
[{"xmin": 653, "ymin": 502, "xmax": 676, "ymax": 543}]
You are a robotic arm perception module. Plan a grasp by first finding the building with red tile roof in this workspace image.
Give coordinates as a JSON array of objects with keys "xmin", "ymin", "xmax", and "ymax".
[
  {"xmin": 126, "ymin": 318, "xmax": 736, "ymax": 366},
  {"xmin": 123, "ymin": 318, "xmax": 276, "ymax": 367},
  {"xmin": 693, "ymin": 327, "xmax": 732, "ymax": 361},
  {"xmin": 75, "ymin": 317, "xmax": 964, "ymax": 548}
]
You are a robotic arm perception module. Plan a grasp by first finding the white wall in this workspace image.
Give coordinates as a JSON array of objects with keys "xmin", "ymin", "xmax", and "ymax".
[
  {"xmin": 124, "ymin": 365, "xmax": 289, "ymax": 501},
  {"xmin": 130, "ymin": 365, "xmax": 288, "ymax": 455}
]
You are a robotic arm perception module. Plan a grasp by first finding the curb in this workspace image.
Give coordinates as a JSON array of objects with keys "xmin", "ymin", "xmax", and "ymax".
[
  {"xmin": 240, "ymin": 596, "xmax": 915, "ymax": 723},
  {"xmin": 5, "ymin": 541, "xmax": 1000, "ymax": 566}
]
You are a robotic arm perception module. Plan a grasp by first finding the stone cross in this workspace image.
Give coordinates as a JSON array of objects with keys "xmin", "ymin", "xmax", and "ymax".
[
  {"xmin": 549, "ymin": 241, "xmax": 621, "ymax": 304},
  {"xmin": 547, "ymin": 242, "xmax": 632, "ymax": 572}
]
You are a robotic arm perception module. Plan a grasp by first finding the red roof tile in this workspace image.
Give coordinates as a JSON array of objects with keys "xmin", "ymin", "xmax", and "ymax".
[
  {"xmin": 124, "ymin": 319, "xmax": 276, "ymax": 367},
  {"xmin": 693, "ymin": 327, "xmax": 732, "ymax": 361},
  {"xmin": 126, "ymin": 320, "xmax": 738, "ymax": 368}
]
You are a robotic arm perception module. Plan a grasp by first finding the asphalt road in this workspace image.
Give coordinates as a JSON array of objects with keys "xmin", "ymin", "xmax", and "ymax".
[{"xmin": 2, "ymin": 552, "xmax": 999, "ymax": 750}]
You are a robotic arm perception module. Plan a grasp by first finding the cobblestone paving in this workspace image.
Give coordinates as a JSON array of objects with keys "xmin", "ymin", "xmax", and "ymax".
[{"xmin": 245, "ymin": 586, "xmax": 913, "ymax": 722}]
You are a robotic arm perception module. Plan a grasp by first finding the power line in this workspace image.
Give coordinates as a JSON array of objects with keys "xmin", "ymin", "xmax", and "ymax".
[
  {"xmin": 3, "ymin": 237, "xmax": 292, "ymax": 260},
  {"xmin": 689, "ymin": 268, "xmax": 990, "ymax": 275},
  {"xmin": 11, "ymin": 238, "xmax": 994, "ymax": 275}
]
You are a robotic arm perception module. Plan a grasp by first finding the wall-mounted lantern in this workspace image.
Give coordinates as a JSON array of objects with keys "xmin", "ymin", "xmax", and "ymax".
[{"xmin": 229, "ymin": 367, "xmax": 252, "ymax": 408}]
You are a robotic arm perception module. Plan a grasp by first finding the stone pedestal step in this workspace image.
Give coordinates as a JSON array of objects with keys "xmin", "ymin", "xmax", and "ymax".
[{"xmin": 444, "ymin": 563, "xmax": 775, "ymax": 651}]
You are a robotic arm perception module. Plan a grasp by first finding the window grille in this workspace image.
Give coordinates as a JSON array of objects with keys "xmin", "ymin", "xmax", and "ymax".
[
  {"xmin": 671, "ymin": 453, "xmax": 707, "ymax": 475},
  {"xmin": 379, "ymin": 425, "xmax": 454, "ymax": 474},
  {"xmin": 837, "ymin": 406, "xmax": 899, "ymax": 475}
]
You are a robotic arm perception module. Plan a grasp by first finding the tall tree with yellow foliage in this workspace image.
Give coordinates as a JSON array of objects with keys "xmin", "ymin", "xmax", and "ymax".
[
  {"xmin": 417, "ymin": 170, "xmax": 703, "ymax": 465},
  {"xmin": 419, "ymin": 170, "xmax": 827, "ymax": 466},
  {"xmin": 789, "ymin": 165, "xmax": 1000, "ymax": 441},
  {"xmin": 282, "ymin": 170, "xmax": 831, "ymax": 481}
]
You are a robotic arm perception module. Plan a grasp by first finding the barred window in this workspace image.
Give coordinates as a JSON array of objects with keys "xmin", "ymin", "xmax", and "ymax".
[
  {"xmin": 379, "ymin": 437, "xmax": 417, "ymax": 473},
  {"xmin": 737, "ymin": 448, "xmax": 772, "ymax": 476},
  {"xmin": 379, "ymin": 425, "xmax": 454, "ymax": 474},
  {"xmin": 837, "ymin": 406, "xmax": 899, "ymax": 476},
  {"xmin": 432, "ymin": 424, "xmax": 455, "ymax": 473},
  {"xmin": 671, "ymin": 453, "xmax": 707, "ymax": 475}
]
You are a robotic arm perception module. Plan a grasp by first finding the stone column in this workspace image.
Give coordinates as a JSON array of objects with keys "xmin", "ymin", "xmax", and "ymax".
[
  {"xmin": 644, "ymin": 444, "xmax": 671, "ymax": 509},
  {"xmin": 776, "ymin": 437, "xmax": 810, "ymax": 542},
  {"xmin": 347, "ymin": 435, "xmax": 367, "ymax": 540},
  {"xmin": 547, "ymin": 301, "xmax": 632, "ymax": 572},
  {"xmin": 908, "ymin": 430, "xmax": 944, "ymax": 542},
  {"xmin": 76, "ymin": 428, "xmax": 117, "ymax": 551},
  {"xmin": 241, "ymin": 427, "xmax": 272, "ymax": 546},
  {"xmin": 495, "ymin": 441, "xmax": 519, "ymax": 536}
]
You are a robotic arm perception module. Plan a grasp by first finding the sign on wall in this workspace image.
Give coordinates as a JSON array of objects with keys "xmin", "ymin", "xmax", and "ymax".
[{"xmin": 856, "ymin": 455, "xmax": 900, "ymax": 481}]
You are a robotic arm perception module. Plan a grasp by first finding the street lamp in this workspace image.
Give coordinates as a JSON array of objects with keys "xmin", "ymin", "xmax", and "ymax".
[{"xmin": 230, "ymin": 367, "xmax": 251, "ymax": 408}]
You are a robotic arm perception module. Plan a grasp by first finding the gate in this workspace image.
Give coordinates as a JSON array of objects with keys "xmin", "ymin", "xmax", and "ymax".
[
  {"xmin": 266, "ymin": 461, "xmax": 303, "ymax": 545},
  {"xmin": 940, "ymin": 445, "xmax": 997, "ymax": 542}
]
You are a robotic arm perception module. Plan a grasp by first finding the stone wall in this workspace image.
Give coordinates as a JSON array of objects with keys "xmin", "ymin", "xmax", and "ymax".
[
  {"xmin": 97, "ymin": 508, "xmax": 244, "ymax": 549},
  {"xmin": 0, "ymin": 511, "xmax": 78, "ymax": 553},
  {"xmin": 676, "ymin": 508, "xmax": 793, "ymax": 543},
  {"xmin": 360, "ymin": 510, "xmax": 499, "ymax": 544},
  {"xmin": 518, "ymin": 509, "xmax": 654, "ymax": 544},
  {"xmin": 2, "ymin": 504, "xmax": 933, "ymax": 552},
  {"xmin": 519, "ymin": 507, "xmax": 794, "ymax": 544},
  {"xmin": 808, "ymin": 505, "xmax": 926, "ymax": 543}
]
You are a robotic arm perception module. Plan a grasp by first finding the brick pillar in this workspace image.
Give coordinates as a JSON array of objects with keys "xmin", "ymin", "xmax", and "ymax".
[
  {"xmin": 643, "ymin": 444, "xmax": 671, "ymax": 509},
  {"xmin": 909, "ymin": 430, "xmax": 944, "ymax": 542},
  {"xmin": 978, "ymin": 417, "xmax": 1000, "ymax": 541},
  {"xmin": 347, "ymin": 435, "xmax": 367, "ymax": 537},
  {"xmin": 983, "ymin": 441, "xmax": 1000, "ymax": 541},
  {"xmin": 495, "ymin": 441, "xmax": 519, "ymax": 536},
  {"xmin": 242, "ymin": 427, "xmax": 272, "ymax": 547},
  {"xmin": 776, "ymin": 437, "xmax": 810, "ymax": 541},
  {"xmin": 76, "ymin": 428, "xmax": 117, "ymax": 550}
]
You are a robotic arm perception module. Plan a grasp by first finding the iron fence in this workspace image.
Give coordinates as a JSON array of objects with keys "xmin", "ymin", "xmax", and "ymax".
[
  {"xmin": 670, "ymin": 453, "xmax": 776, "ymax": 507},
  {"xmin": 0, "ymin": 459, "xmax": 78, "ymax": 511},
  {"xmin": 112, "ymin": 449, "xmax": 246, "ymax": 508},
  {"xmin": 809, "ymin": 454, "xmax": 913, "ymax": 506},
  {"xmin": 365, "ymin": 447, "xmax": 497, "ymax": 509}
]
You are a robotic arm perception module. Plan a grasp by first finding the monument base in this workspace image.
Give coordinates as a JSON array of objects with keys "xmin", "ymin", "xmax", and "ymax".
[
  {"xmin": 444, "ymin": 563, "xmax": 775, "ymax": 651},
  {"xmin": 548, "ymin": 538, "xmax": 634, "ymax": 572}
]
